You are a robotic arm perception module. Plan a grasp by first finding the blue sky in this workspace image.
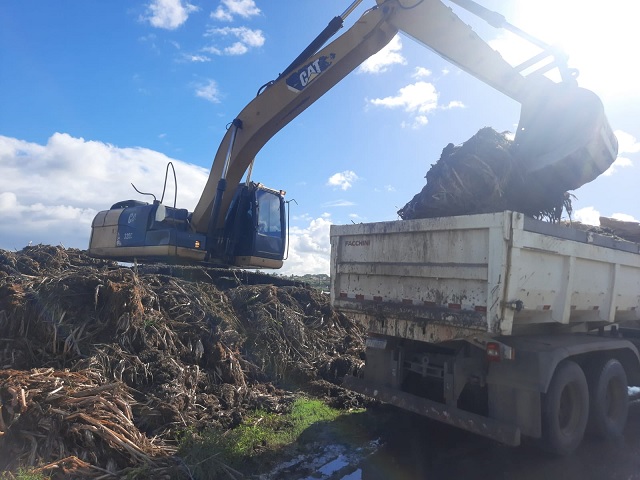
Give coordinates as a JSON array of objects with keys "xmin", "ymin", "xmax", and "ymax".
[{"xmin": 1, "ymin": 0, "xmax": 638, "ymax": 274}]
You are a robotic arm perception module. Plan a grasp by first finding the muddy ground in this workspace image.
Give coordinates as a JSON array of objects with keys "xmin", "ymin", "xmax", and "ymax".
[
  {"xmin": 0, "ymin": 245, "xmax": 370, "ymax": 478},
  {"xmin": 251, "ymin": 396, "xmax": 640, "ymax": 480}
]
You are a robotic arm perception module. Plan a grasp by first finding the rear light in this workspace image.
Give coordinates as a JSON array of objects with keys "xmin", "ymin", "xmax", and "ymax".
[
  {"xmin": 486, "ymin": 342, "xmax": 501, "ymax": 362},
  {"xmin": 486, "ymin": 341, "xmax": 515, "ymax": 362}
]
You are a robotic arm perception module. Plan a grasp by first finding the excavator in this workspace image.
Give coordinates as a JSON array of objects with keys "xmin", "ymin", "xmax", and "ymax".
[{"xmin": 88, "ymin": 0, "xmax": 618, "ymax": 269}]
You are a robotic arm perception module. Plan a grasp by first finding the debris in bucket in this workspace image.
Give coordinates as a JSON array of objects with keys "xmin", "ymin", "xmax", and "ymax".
[
  {"xmin": 0, "ymin": 245, "xmax": 367, "ymax": 478},
  {"xmin": 398, "ymin": 127, "xmax": 572, "ymax": 222}
]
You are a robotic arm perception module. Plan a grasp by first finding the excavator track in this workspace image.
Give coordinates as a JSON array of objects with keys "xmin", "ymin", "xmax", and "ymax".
[{"xmin": 130, "ymin": 264, "xmax": 309, "ymax": 290}]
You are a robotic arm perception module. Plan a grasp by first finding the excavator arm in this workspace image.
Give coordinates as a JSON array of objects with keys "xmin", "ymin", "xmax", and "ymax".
[
  {"xmin": 89, "ymin": 0, "xmax": 617, "ymax": 268},
  {"xmin": 191, "ymin": 4, "xmax": 397, "ymax": 233},
  {"xmin": 192, "ymin": 0, "xmax": 616, "ymax": 233}
]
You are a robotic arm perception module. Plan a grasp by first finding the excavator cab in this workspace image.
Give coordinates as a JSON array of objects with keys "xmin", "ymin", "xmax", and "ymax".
[{"xmin": 221, "ymin": 182, "xmax": 287, "ymax": 269}]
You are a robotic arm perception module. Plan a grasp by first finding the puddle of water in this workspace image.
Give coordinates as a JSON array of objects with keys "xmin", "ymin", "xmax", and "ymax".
[{"xmin": 261, "ymin": 440, "xmax": 378, "ymax": 480}]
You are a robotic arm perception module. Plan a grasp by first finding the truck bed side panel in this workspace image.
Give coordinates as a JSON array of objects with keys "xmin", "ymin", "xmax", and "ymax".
[{"xmin": 331, "ymin": 211, "xmax": 640, "ymax": 340}]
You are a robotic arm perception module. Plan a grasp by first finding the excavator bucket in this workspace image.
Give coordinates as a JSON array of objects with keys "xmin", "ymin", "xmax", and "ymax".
[
  {"xmin": 513, "ymin": 83, "xmax": 618, "ymax": 194},
  {"xmin": 386, "ymin": 0, "xmax": 617, "ymax": 203}
]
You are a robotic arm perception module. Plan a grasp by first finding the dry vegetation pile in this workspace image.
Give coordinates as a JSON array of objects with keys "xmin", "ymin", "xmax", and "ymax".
[
  {"xmin": 0, "ymin": 245, "xmax": 366, "ymax": 478},
  {"xmin": 598, "ymin": 217, "xmax": 640, "ymax": 243},
  {"xmin": 398, "ymin": 127, "xmax": 571, "ymax": 222}
]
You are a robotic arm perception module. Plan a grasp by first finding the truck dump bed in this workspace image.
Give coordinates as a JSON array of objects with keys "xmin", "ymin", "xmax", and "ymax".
[{"xmin": 330, "ymin": 211, "xmax": 640, "ymax": 342}]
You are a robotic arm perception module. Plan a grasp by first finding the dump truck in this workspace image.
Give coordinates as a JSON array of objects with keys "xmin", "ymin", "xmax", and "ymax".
[{"xmin": 334, "ymin": 211, "xmax": 640, "ymax": 455}]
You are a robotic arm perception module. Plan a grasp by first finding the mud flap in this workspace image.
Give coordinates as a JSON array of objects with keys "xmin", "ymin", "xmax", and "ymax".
[{"xmin": 343, "ymin": 376, "xmax": 521, "ymax": 446}]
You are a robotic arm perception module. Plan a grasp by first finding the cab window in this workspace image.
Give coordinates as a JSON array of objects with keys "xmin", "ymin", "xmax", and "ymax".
[{"xmin": 256, "ymin": 190, "xmax": 282, "ymax": 235}]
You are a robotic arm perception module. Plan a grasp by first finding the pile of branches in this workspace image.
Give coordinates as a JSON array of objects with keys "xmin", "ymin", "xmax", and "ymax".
[
  {"xmin": 0, "ymin": 245, "xmax": 366, "ymax": 477},
  {"xmin": 228, "ymin": 285, "xmax": 363, "ymax": 383},
  {"xmin": 398, "ymin": 127, "xmax": 571, "ymax": 222},
  {"xmin": 0, "ymin": 369, "xmax": 184, "ymax": 479}
]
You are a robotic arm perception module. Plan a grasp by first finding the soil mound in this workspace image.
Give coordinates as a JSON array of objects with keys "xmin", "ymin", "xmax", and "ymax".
[
  {"xmin": 398, "ymin": 127, "xmax": 570, "ymax": 222},
  {"xmin": 0, "ymin": 245, "xmax": 365, "ymax": 478}
]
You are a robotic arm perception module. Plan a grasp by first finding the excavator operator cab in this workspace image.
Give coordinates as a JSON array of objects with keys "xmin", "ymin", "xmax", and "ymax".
[{"xmin": 222, "ymin": 182, "xmax": 286, "ymax": 269}]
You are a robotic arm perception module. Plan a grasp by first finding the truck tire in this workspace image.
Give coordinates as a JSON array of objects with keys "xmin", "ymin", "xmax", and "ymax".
[
  {"xmin": 541, "ymin": 360, "xmax": 589, "ymax": 455},
  {"xmin": 587, "ymin": 359, "xmax": 628, "ymax": 440}
]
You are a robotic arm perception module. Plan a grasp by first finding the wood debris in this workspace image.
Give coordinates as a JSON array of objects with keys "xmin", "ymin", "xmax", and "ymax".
[
  {"xmin": 0, "ymin": 245, "xmax": 366, "ymax": 478},
  {"xmin": 599, "ymin": 216, "xmax": 640, "ymax": 243},
  {"xmin": 398, "ymin": 127, "xmax": 572, "ymax": 222}
]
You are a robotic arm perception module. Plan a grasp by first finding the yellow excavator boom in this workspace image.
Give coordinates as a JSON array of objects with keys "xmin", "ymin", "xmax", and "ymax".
[{"xmin": 191, "ymin": 0, "xmax": 617, "ymax": 233}]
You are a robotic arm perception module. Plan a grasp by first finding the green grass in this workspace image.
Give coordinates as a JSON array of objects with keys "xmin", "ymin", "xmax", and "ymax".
[
  {"xmin": 178, "ymin": 397, "xmax": 346, "ymax": 479},
  {"xmin": 0, "ymin": 469, "xmax": 50, "ymax": 480}
]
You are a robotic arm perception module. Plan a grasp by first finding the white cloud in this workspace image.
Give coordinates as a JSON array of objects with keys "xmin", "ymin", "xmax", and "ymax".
[
  {"xmin": 279, "ymin": 216, "xmax": 332, "ymax": 275},
  {"xmin": 225, "ymin": 42, "xmax": 248, "ymax": 55},
  {"xmin": 202, "ymin": 46, "xmax": 222, "ymax": 55},
  {"xmin": 442, "ymin": 100, "xmax": 465, "ymax": 110},
  {"xmin": 412, "ymin": 67, "xmax": 431, "ymax": 79},
  {"xmin": 205, "ymin": 26, "xmax": 265, "ymax": 55},
  {"xmin": 292, "ymin": 213, "xmax": 312, "ymax": 223},
  {"xmin": 0, "ymin": 134, "xmax": 209, "ymax": 251},
  {"xmin": 374, "ymin": 184, "xmax": 397, "ymax": 193},
  {"xmin": 401, "ymin": 115, "xmax": 428, "ymax": 129},
  {"xmin": 369, "ymin": 81, "xmax": 438, "ymax": 113},
  {"xmin": 211, "ymin": 0, "xmax": 261, "ymax": 21},
  {"xmin": 143, "ymin": 0, "xmax": 198, "ymax": 30},
  {"xmin": 327, "ymin": 171, "xmax": 358, "ymax": 191},
  {"xmin": 612, "ymin": 213, "xmax": 639, "ymax": 222},
  {"xmin": 358, "ymin": 35, "xmax": 406, "ymax": 74},
  {"xmin": 616, "ymin": 130, "xmax": 640, "ymax": 154},
  {"xmin": 573, "ymin": 206, "xmax": 600, "ymax": 226},
  {"xmin": 573, "ymin": 207, "xmax": 639, "ymax": 226},
  {"xmin": 602, "ymin": 130, "xmax": 639, "ymax": 176},
  {"xmin": 322, "ymin": 200, "xmax": 356, "ymax": 208},
  {"xmin": 369, "ymin": 81, "xmax": 440, "ymax": 128},
  {"xmin": 602, "ymin": 156, "xmax": 633, "ymax": 177},
  {"xmin": 181, "ymin": 53, "xmax": 211, "ymax": 63},
  {"xmin": 194, "ymin": 79, "xmax": 222, "ymax": 103}
]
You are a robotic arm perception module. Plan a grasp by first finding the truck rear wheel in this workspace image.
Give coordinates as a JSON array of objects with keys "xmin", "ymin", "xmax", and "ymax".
[
  {"xmin": 587, "ymin": 359, "xmax": 628, "ymax": 440},
  {"xmin": 541, "ymin": 360, "xmax": 589, "ymax": 455}
]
